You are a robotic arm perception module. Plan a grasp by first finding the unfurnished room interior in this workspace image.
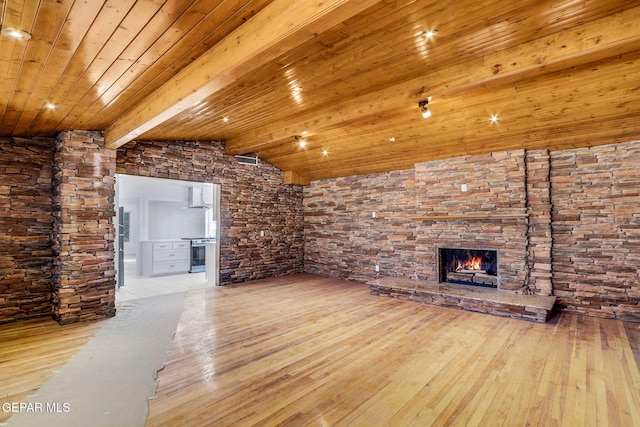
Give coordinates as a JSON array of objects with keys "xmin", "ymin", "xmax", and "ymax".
[{"xmin": 1, "ymin": 0, "xmax": 640, "ymax": 426}]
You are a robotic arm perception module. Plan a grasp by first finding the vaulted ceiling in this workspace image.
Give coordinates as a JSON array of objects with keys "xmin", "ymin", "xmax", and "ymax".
[{"xmin": 1, "ymin": 0, "xmax": 639, "ymax": 181}]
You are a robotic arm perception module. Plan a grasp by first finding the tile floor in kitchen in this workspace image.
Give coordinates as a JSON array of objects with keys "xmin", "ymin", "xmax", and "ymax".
[{"xmin": 116, "ymin": 255, "xmax": 214, "ymax": 302}]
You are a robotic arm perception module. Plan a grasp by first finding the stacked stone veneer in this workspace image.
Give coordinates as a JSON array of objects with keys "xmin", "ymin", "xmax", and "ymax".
[
  {"xmin": 412, "ymin": 149, "xmax": 553, "ymax": 294},
  {"xmin": 2, "ymin": 134, "xmax": 638, "ymax": 323},
  {"xmin": 0, "ymin": 137, "xmax": 55, "ymax": 323},
  {"xmin": 305, "ymin": 142, "xmax": 640, "ymax": 321},
  {"xmin": 414, "ymin": 150, "xmax": 534, "ymax": 292},
  {"xmin": 116, "ymin": 140, "xmax": 304, "ymax": 285},
  {"xmin": 304, "ymin": 151, "xmax": 549, "ymax": 292},
  {"xmin": 304, "ymin": 170, "xmax": 418, "ymax": 282},
  {"xmin": 551, "ymin": 141, "xmax": 640, "ymax": 321},
  {"xmin": 52, "ymin": 131, "xmax": 116, "ymax": 324},
  {"xmin": 525, "ymin": 150, "xmax": 553, "ymax": 296}
]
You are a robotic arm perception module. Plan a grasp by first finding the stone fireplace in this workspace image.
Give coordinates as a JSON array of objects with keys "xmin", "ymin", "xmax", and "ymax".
[
  {"xmin": 438, "ymin": 248, "xmax": 498, "ymax": 287},
  {"xmin": 411, "ymin": 149, "xmax": 553, "ymax": 296}
]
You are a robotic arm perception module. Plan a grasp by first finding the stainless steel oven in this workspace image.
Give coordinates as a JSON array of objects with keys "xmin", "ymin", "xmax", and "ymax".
[{"xmin": 182, "ymin": 238, "xmax": 215, "ymax": 273}]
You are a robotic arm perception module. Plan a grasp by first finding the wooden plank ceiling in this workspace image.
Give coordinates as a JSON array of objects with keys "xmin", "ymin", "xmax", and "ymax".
[{"xmin": 1, "ymin": 0, "xmax": 640, "ymax": 182}]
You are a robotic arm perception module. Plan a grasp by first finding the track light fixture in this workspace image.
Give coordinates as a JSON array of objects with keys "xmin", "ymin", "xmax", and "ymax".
[{"xmin": 419, "ymin": 100, "xmax": 432, "ymax": 119}]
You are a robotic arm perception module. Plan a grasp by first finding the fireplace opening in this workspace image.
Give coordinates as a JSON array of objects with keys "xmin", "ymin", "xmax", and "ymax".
[{"xmin": 439, "ymin": 248, "xmax": 498, "ymax": 288}]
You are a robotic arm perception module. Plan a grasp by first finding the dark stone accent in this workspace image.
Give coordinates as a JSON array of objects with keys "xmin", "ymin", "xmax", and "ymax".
[
  {"xmin": 0, "ymin": 137, "xmax": 55, "ymax": 323},
  {"xmin": 51, "ymin": 131, "xmax": 116, "ymax": 324}
]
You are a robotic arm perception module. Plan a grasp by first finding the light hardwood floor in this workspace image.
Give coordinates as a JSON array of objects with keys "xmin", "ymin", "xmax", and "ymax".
[
  {"xmin": 0, "ymin": 316, "xmax": 105, "ymax": 424},
  {"xmin": 146, "ymin": 274, "xmax": 640, "ymax": 426},
  {"xmin": 2, "ymin": 274, "xmax": 639, "ymax": 426}
]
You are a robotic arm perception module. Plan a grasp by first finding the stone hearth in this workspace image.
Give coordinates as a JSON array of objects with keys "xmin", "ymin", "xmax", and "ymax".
[{"xmin": 370, "ymin": 277, "xmax": 557, "ymax": 323}]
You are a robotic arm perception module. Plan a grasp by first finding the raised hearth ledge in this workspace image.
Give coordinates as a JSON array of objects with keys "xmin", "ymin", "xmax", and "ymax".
[{"xmin": 370, "ymin": 277, "xmax": 557, "ymax": 323}]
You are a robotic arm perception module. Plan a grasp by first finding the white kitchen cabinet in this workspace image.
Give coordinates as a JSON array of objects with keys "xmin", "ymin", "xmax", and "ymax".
[{"xmin": 140, "ymin": 240, "xmax": 190, "ymax": 276}]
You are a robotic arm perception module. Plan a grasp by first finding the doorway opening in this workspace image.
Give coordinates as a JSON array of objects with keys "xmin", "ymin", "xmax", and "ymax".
[{"xmin": 114, "ymin": 174, "xmax": 221, "ymax": 301}]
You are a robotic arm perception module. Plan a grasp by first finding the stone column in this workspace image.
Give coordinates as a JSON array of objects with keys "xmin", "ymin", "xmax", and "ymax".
[
  {"xmin": 52, "ymin": 131, "xmax": 116, "ymax": 324},
  {"xmin": 525, "ymin": 149, "xmax": 553, "ymax": 296}
]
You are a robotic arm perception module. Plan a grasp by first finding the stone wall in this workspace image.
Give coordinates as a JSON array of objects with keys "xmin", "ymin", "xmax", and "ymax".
[
  {"xmin": 0, "ymin": 137, "xmax": 55, "ymax": 323},
  {"xmin": 525, "ymin": 150, "xmax": 553, "ymax": 296},
  {"xmin": 304, "ymin": 170, "xmax": 417, "ymax": 282},
  {"xmin": 52, "ymin": 131, "xmax": 116, "ymax": 324},
  {"xmin": 551, "ymin": 141, "xmax": 640, "ymax": 321},
  {"xmin": 116, "ymin": 140, "xmax": 304, "ymax": 285},
  {"xmin": 414, "ymin": 150, "xmax": 530, "ymax": 291},
  {"xmin": 2, "ymin": 133, "xmax": 637, "ymax": 323},
  {"xmin": 305, "ymin": 142, "xmax": 640, "ymax": 321},
  {"xmin": 304, "ymin": 152, "xmax": 537, "ymax": 291}
]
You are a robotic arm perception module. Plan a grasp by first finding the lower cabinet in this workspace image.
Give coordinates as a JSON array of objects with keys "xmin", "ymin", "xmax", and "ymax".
[{"xmin": 140, "ymin": 241, "xmax": 190, "ymax": 276}]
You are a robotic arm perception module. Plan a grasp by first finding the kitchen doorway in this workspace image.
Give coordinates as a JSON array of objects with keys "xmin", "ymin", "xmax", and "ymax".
[{"xmin": 114, "ymin": 174, "xmax": 220, "ymax": 301}]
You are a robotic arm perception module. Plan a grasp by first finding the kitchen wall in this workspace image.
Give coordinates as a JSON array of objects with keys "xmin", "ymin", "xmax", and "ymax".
[
  {"xmin": 147, "ymin": 201, "xmax": 206, "ymax": 240},
  {"xmin": 116, "ymin": 139, "xmax": 304, "ymax": 285}
]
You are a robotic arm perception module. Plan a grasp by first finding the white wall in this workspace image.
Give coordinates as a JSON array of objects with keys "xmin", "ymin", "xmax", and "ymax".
[{"xmin": 147, "ymin": 201, "xmax": 206, "ymax": 239}]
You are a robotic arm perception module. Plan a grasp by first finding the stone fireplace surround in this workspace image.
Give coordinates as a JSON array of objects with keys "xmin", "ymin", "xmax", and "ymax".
[
  {"xmin": 372, "ymin": 149, "xmax": 554, "ymax": 321},
  {"xmin": 306, "ymin": 149, "xmax": 549, "ymax": 295},
  {"xmin": 304, "ymin": 142, "xmax": 640, "ymax": 322},
  {"xmin": 412, "ymin": 149, "xmax": 549, "ymax": 295}
]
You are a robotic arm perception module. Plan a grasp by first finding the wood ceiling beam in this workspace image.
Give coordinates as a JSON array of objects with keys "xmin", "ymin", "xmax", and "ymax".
[
  {"xmin": 103, "ymin": 0, "xmax": 382, "ymax": 149},
  {"xmin": 225, "ymin": 6, "xmax": 640, "ymax": 156}
]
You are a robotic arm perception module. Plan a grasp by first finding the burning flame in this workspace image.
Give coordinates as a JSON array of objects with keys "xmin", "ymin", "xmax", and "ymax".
[{"xmin": 456, "ymin": 255, "xmax": 483, "ymax": 271}]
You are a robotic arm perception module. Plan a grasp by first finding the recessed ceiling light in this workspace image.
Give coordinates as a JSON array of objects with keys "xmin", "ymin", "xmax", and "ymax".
[
  {"xmin": 421, "ymin": 29, "xmax": 437, "ymax": 40},
  {"xmin": 1, "ymin": 28, "xmax": 32, "ymax": 40},
  {"xmin": 295, "ymin": 135, "xmax": 307, "ymax": 148},
  {"xmin": 222, "ymin": 116, "xmax": 229, "ymax": 123},
  {"xmin": 389, "ymin": 137, "xmax": 396, "ymax": 142},
  {"xmin": 45, "ymin": 103, "xmax": 56, "ymax": 110},
  {"xmin": 322, "ymin": 149, "xmax": 329, "ymax": 157},
  {"xmin": 490, "ymin": 115, "xmax": 500, "ymax": 123}
]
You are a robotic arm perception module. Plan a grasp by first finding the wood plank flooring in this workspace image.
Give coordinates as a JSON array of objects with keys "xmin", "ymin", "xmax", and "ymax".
[
  {"xmin": 145, "ymin": 273, "xmax": 640, "ymax": 426},
  {"xmin": 1, "ymin": 274, "xmax": 639, "ymax": 426},
  {"xmin": 0, "ymin": 316, "xmax": 104, "ymax": 424}
]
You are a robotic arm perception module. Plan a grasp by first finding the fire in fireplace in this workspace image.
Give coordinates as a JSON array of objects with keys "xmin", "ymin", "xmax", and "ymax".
[{"xmin": 439, "ymin": 248, "xmax": 498, "ymax": 288}]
